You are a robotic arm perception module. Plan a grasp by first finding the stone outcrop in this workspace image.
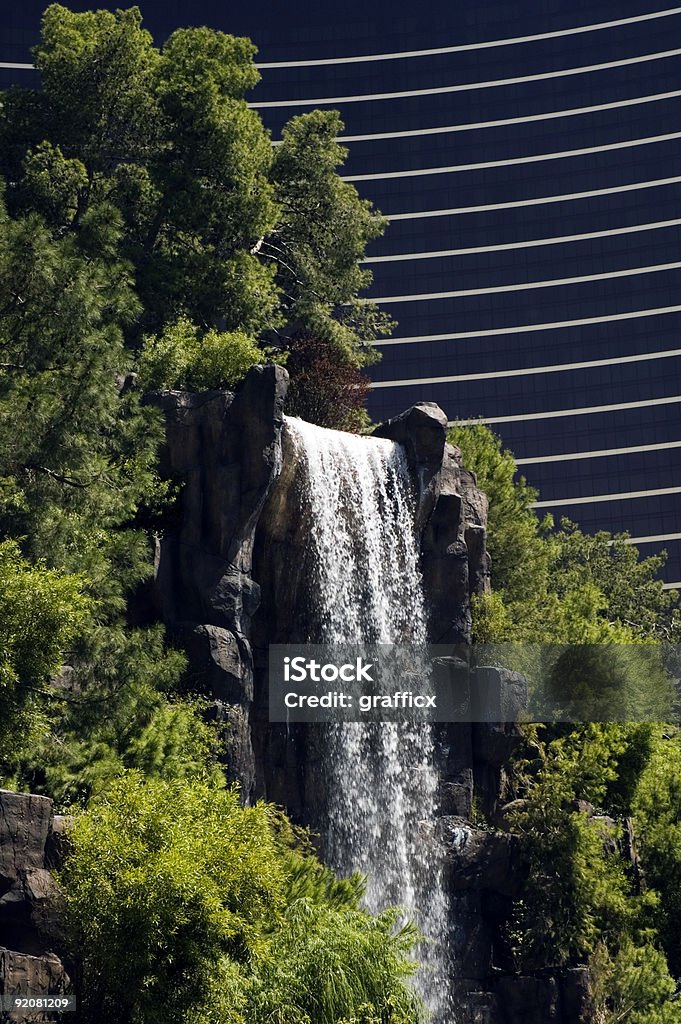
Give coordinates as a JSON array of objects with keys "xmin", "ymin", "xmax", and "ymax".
[
  {"xmin": 148, "ymin": 364, "xmax": 288, "ymax": 794},
  {"xmin": 0, "ymin": 791, "xmax": 70, "ymax": 1023}
]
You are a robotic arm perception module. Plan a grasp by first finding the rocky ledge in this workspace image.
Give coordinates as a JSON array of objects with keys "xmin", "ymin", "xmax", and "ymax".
[{"xmin": 0, "ymin": 791, "xmax": 69, "ymax": 1023}]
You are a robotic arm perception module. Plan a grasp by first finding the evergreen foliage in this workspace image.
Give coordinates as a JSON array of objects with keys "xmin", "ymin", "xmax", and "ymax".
[
  {"xmin": 449, "ymin": 423, "xmax": 680, "ymax": 644},
  {"xmin": 0, "ymin": 2, "xmax": 390, "ymax": 796},
  {"xmin": 0, "ymin": 4, "xmax": 387, "ymax": 370}
]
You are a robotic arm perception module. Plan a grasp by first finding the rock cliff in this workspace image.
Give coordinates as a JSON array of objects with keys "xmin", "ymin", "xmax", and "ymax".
[{"xmin": 147, "ymin": 365, "xmax": 592, "ymax": 1022}]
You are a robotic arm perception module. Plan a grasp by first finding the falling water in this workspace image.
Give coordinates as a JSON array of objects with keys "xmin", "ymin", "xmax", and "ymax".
[{"xmin": 284, "ymin": 416, "xmax": 453, "ymax": 1022}]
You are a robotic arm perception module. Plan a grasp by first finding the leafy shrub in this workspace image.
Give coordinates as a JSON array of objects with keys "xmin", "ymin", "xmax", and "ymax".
[
  {"xmin": 61, "ymin": 773, "xmax": 424, "ymax": 1024},
  {"xmin": 591, "ymin": 941, "xmax": 681, "ymax": 1024},
  {"xmin": 285, "ymin": 333, "xmax": 372, "ymax": 431},
  {"xmin": 509, "ymin": 724, "xmax": 658, "ymax": 969},
  {"xmin": 137, "ymin": 315, "xmax": 267, "ymax": 391},
  {"xmin": 0, "ymin": 540, "xmax": 89, "ymax": 763}
]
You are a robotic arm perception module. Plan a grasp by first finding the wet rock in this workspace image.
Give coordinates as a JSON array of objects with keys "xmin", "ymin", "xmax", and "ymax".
[
  {"xmin": 439, "ymin": 817, "xmax": 523, "ymax": 898},
  {"xmin": 374, "ymin": 402, "xmax": 448, "ymax": 529}
]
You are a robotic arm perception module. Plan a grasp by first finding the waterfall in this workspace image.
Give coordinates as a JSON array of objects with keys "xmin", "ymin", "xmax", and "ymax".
[{"xmin": 284, "ymin": 416, "xmax": 454, "ymax": 1022}]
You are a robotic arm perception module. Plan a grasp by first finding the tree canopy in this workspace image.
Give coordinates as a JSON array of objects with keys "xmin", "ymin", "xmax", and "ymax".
[
  {"xmin": 451, "ymin": 423, "xmax": 681, "ymax": 1021},
  {"xmin": 448, "ymin": 423, "xmax": 680, "ymax": 645},
  {"xmin": 0, "ymin": 4, "xmax": 389, "ymax": 371},
  {"xmin": 0, "ymin": 3, "xmax": 393, "ymax": 794}
]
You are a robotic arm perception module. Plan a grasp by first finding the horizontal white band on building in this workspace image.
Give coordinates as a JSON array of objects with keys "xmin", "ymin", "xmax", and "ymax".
[
  {"xmin": 337, "ymin": 88, "xmax": 681, "ymax": 143},
  {"xmin": 383, "ymin": 174, "xmax": 681, "ymax": 220},
  {"xmin": 363, "ymin": 259, "xmax": 681, "ymax": 304},
  {"xmin": 7, "ymin": 9, "xmax": 679, "ymax": 75},
  {"xmin": 626, "ymin": 532, "xmax": 681, "ymax": 544},
  {"xmin": 254, "ymin": 7, "xmax": 681, "ymax": 67},
  {"xmin": 448, "ymin": 395, "xmax": 681, "ymax": 425},
  {"xmin": 516, "ymin": 440, "xmax": 681, "ymax": 465},
  {"xmin": 533, "ymin": 485, "xmax": 681, "ymax": 508},
  {"xmin": 343, "ymin": 129, "xmax": 681, "ymax": 181},
  {"xmin": 374, "ymin": 304, "xmax": 681, "ymax": 346},
  {"xmin": 363, "ymin": 217, "xmax": 681, "ymax": 263},
  {"xmin": 251, "ymin": 46, "xmax": 681, "ymax": 107},
  {"xmin": 370, "ymin": 348, "xmax": 681, "ymax": 389}
]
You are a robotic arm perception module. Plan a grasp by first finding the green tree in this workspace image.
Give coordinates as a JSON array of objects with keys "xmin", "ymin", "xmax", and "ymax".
[
  {"xmin": 449, "ymin": 424, "xmax": 679, "ymax": 644},
  {"xmin": 448, "ymin": 422, "xmax": 549, "ymax": 601},
  {"xmin": 136, "ymin": 316, "xmax": 269, "ymax": 392},
  {"xmin": 0, "ymin": 180, "xmax": 194, "ymax": 802},
  {"xmin": 591, "ymin": 941, "xmax": 681, "ymax": 1024},
  {"xmin": 452, "ymin": 423, "xmax": 681, "ymax": 1008},
  {"xmin": 267, "ymin": 109, "xmax": 393, "ymax": 366},
  {"xmin": 0, "ymin": 6, "xmax": 389, "ymax": 371},
  {"xmin": 0, "ymin": 5, "xmax": 279, "ymax": 340},
  {"xmin": 633, "ymin": 728, "xmax": 681, "ymax": 978}
]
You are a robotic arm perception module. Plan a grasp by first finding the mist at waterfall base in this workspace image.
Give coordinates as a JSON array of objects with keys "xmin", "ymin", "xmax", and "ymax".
[{"xmin": 284, "ymin": 416, "xmax": 454, "ymax": 1022}]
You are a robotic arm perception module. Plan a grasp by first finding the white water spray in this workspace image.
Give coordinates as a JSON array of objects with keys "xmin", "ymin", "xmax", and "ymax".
[{"xmin": 284, "ymin": 416, "xmax": 454, "ymax": 1022}]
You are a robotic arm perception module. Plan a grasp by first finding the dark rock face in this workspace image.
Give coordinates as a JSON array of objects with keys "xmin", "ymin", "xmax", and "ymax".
[
  {"xmin": 374, "ymin": 402, "xmax": 449, "ymax": 529},
  {"xmin": 149, "ymin": 364, "xmax": 288, "ymax": 794},
  {"xmin": 0, "ymin": 792, "xmax": 70, "ymax": 1021},
  {"xmin": 439, "ymin": 818, "xmax": 523, "ymax": 897},
  {"xmin": 145, "ymin": 366, "xmax": 590, "ymax": 1022}
]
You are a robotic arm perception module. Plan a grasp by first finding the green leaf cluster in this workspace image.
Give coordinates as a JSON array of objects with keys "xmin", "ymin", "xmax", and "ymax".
[
  {"xmin": 453, "ymin": 423, "xmax": 681, "ymax": 1013},
  {"xmin": 0, "ymin": 3, "xmax": 392, "ymax": 796},
  {"xmin": 137, "ymin": 316, "xmax": 270, "ymax": 392},
  {"xmin": 449, "ymin": 423, "xmax": 680, "ymax": 644},
  {"xmin": 0, "ymin": 539, "xmax": 88, "ymax": 755}
]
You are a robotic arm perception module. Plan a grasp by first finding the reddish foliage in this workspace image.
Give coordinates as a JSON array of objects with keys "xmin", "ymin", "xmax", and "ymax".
[{"xmin": 284, "ymin": 334, "xmax": 371, "ymax": 432}]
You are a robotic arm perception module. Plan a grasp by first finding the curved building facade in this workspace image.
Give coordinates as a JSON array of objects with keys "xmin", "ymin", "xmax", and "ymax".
[{"xmin": 3, "ymin": 1, "xmax": 681, "ymax": 583}]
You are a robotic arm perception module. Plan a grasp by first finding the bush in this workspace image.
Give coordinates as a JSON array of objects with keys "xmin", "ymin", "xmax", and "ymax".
[
  {"xmin": 137, "ymin": 316, "xmax": 267, "ymax": 391},
  {"xmin": 0, "ymin": 539, "xmax": 89, "ymax": 764},
  {"xmin": 61, "ymin": 773, "xmax": 424, "ymax": 1024},
  {"xmin": 285, "ymin": 333, "xmax": 371, "ymax": 431}
]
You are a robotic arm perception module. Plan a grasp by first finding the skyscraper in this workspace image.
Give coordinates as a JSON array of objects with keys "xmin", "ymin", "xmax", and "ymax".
[{"xmin": 4, "ymin": 0, "xmax": 681, "ymax": 582}]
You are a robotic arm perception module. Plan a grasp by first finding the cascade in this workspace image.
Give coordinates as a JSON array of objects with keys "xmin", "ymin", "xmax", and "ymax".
[{"xmin": 284, "ymin": 416, "xmax": 454, "ymax": 1022}]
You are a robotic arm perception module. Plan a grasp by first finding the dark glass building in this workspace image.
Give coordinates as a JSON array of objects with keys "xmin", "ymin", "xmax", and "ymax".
[{"xmin": 3, "ymin": 1, "xmax": 681, "ymax": 583}]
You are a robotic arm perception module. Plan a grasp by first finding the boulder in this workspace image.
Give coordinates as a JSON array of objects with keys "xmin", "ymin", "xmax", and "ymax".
[
  {"xmin": 180, "ymin": 624, "xmax": 254, "ymax": 704},
  {"xmin": 149, "ymin": 363, "xmax": 288, "ymax": 633},
  {"xmin": 494, "ymin": 974, "xmax": 561, "ymax": 1023},
  {"xmin": 374, "ymin": 402, "xmax": 448, "ymax": 529},
  {"xmin": 0, "ymin": 792, "xmax": 52, "ymax": 888},
  {"xmin": 0, "ymin": 793, "xmax": 69, "ymax": 1013},
  {"xmin": 0, "ymin": 949, "xmax": 69, "ymax": 1023},
  {"xmin": 439, "ymin": 817, "xmax": 524, "ymax": 897}
]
